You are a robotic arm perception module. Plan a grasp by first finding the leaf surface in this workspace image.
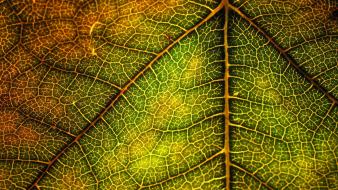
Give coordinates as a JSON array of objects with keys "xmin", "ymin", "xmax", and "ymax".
[{"xmin": 0, "ymin": 0, "xmax": 337, "ymax": 189}]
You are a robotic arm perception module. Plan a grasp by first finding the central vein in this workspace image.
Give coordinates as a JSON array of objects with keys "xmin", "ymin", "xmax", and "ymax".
[{"xmin": 223, "ymin": 0, "xmax": 231, "ymax": 189}]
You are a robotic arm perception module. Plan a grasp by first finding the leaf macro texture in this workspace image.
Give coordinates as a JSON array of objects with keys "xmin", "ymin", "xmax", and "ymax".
[{"xmin": 0, "ymin": 0, "xmax": 337, "ymax": 189}]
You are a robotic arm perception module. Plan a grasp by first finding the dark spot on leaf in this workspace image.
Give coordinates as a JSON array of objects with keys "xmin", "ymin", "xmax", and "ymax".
[{"xmin": 330, "ymin": 8, "xmax": 338, "ymax": 20}]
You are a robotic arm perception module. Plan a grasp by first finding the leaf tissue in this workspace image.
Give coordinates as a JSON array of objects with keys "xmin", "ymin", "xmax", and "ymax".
[{"xmin": 0, "ymin": 0, "xmax": 337, "ymax": 189}]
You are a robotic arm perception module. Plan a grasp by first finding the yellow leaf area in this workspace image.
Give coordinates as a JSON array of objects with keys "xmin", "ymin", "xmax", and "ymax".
[
  {"xmin": 73, "ymin": 15, "xmax": 225, "ymax": 189},
  {"xmin": 0, "ymin": 0, "xmax": 337, "ymax": 189}
]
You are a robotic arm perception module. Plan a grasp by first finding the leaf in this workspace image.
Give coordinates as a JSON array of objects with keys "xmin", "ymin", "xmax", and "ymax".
[{"xmin": 0, "ymin": 0, "xmax": 337, "ymax": 189}]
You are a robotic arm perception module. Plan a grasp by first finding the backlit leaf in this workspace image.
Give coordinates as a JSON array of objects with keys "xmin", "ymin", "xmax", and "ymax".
[{"xmin": 0, "ymin": 0, "xmax": 337, "ymax": 189}]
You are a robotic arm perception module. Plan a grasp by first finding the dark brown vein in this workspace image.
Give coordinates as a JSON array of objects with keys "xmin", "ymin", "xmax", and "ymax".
[
  {"xmin": 44, "ymin": 63, "xmax": 122, "ymax": 90},
  {"xmin": 17, "ymin": 110, "xmax": 76, "ymax": 138},
  {"xmin": 231, "ymin": 162, "xmax": 274, "ymax": 190}
]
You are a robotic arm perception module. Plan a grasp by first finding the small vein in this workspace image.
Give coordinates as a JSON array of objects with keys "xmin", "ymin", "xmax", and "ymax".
[
  {"xmin": 0, "ymin": 159, "xmax": 49, "ymax": 165},
  {"xmin": 139, "ymin": 150, "xmax": 224, "ymax": 189}
]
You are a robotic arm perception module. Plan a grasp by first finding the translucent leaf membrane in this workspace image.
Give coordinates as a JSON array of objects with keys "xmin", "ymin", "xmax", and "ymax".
[
  {"xmin": 0, "ymin": 161, "xmax": 44, "ymax": 190},
  {"xmin": 228, "ymin": 12, "xmax": 337, "ymax": 189},
  {"xmin": 10, "ymin": 0, "xmax": 221, "ymax": 88},
  {"xmin": 0, "ymin": 0, "xmax": 223, "ymax": 136},
  {"xmin": 288, "ymin": 37, "xmax": 338, "ymax": 97},
  {"xmin": 0, "ymin": 109, "xmax": 71, "ymax": 161},
  {"xmin": 7, "ymin": 63, "xmax": 118, "ymax": 134},
  {"xmin": 1, "ymin": 0, "xmax": 337, "ymax": 189},
  {"xmin": 41, "ymin": 12, "xmax": 226, "ymax": 190},
  {"xmin": 230, "ymin": 0, "xmax": 338, "ymax": 48},
  {"xmin": 230, "ymin": 0, "xmax": 338, "ymax": 99},
  {"xmin": 38, "ymin": 144, "xmax": 97, "ymax": 190},
  {"xmin": 0, "ymin": 1, "xmax": 20, "ymax": 57}
]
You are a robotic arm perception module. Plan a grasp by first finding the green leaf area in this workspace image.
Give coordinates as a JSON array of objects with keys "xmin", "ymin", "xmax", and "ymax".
[{"xmin": 0, "ymin": 0, "xmax": 337, "ymax": 189}]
